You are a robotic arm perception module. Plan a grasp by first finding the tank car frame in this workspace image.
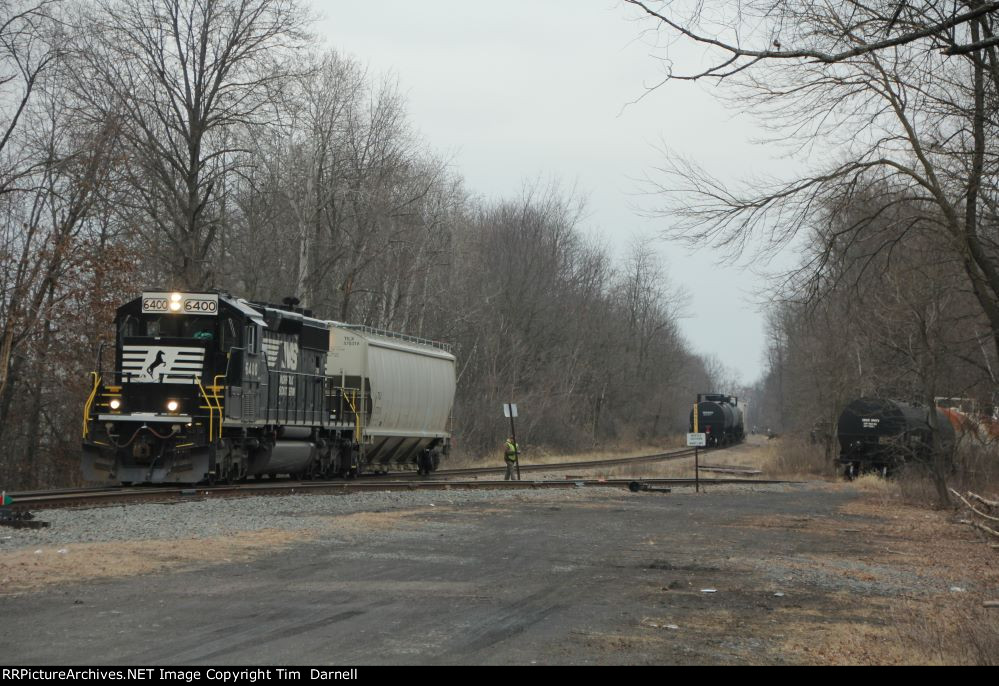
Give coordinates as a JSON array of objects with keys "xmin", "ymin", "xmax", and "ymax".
[{"xmin": 689, "ymin": 393, "xmax": 745, "ymax": 447}]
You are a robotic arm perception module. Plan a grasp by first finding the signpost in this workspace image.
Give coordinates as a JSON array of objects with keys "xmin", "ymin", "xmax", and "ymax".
[
  {"xmin": 687, "ymin": 403, "xmax": 705, "ymax": 492},
  {"xmin": 503, "ymin": 403, "xmax": 521, "ymax": 480}
]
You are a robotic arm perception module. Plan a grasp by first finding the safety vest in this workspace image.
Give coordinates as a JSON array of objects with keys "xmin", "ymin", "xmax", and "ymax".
[{"xmin": 504, "ymin": 440, "xmax": 518, "ymax": 461}]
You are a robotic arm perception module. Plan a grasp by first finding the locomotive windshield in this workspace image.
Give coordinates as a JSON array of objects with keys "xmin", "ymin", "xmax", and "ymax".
[
  {"xmin": 122, "ymin": 314, "xmax": 217, "ymax": 340},
  {"xmin": 145, "ymin": 315, "xmax": 215, "ymax": 340}
]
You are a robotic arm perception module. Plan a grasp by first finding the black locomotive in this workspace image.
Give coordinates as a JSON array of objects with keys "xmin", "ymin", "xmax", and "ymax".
[
  {"xmin": 836, "ymin": 397, "xmax": 955, "ymax": 478},
  {"xmin": 82, "ymin": 291, "xmax": 456, "ymax": 484},
  {"xmin": 688, "ymin": 393, "xmax": 745, "ymax": 447}
]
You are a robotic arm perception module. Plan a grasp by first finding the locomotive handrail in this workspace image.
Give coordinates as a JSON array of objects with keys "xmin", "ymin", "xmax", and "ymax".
[
  {"xmin": 210, "ymin": 373, "xmax": 226, "ymax": 439},
  {"xmin": 82, "ymin": 372, "xmax": 101, "ymax": 438},
  {"xmin": 343, "ymin": 389, "xmax": 363, "ymax": 443},
  {"xmin": 195, "ymin": 377, "xmax": 219, "ymax": 441}
]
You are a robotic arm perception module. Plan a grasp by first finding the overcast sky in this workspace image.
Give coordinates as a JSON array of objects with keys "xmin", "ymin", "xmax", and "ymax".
[{"xmin": 316, "ymin": 1, "xmax": 795, "ymax": 384}]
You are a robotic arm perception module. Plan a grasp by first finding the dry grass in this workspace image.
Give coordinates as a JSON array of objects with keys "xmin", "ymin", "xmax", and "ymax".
[
  {"xmin": 557, "ymin": 435, "xmax": 777, "ymax": 480},
  {"xmin": 0, "ymin": 529, "xmax": 309, "ymax": 594},
  {"xmin": 950, "ymin": 440, "xmax": 999, "ymax": 498},
  {"xmin": 0, "ymin": 508, "xmax": 436, "ymax": 594},
  {"xmin": 892, "ymin": 599, "xmax": 999, "ymax": 665},
  {"xmin": 739, "ymin": 492, "xmax": 999, "ymax": 664},
  {"xmin": 762, "ymin": 436, "xmax": 838, "ymax": 480}
]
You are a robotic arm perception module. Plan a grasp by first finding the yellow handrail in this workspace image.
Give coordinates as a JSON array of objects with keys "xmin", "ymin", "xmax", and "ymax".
[
  {"xmin": 211, "ymin": 374, "xmax": 226, "ymax": 440},
  {"xmin": 344, "ymin": 390, "xmax": 364, "ymax": 444},
  {"xmin": 82, "ymin": 372, "xmax": 101, "ymax": 438},
  {"xmin": 196, "ymin": 377, "xmax": 216, "ymax": 441}
]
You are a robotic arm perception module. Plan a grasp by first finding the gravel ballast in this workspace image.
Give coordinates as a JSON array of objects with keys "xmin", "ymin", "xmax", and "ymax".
[{"xmin": 1, "ymin": 482, "xmax": 799, "ymax": 549}]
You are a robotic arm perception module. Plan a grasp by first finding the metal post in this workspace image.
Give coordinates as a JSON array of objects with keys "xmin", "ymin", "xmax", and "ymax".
[
  {"xmin": 695, "ymin": 446, "xmax": 700, "ymax": 493},
  {"xmin": 693, "ymin": 402, "xmax": 699, "ymax": 493}
]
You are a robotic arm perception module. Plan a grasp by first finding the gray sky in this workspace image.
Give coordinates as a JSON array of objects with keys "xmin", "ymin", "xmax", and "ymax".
[{"xmin": 317, "ymin": 1, "xmax": 790, "ymax": 383}]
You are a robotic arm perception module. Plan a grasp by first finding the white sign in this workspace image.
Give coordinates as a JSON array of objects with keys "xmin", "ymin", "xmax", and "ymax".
[
  {"xmin": 503, "ymin": 403, "xmax": 518, "ymax": 418},
  {"xmin": 142, "ymin": 292, "xmax": 219, "ymax": 316},
  {"xmin": 687, "ymin": 433, "xmax": 707, "ymax": 447}
]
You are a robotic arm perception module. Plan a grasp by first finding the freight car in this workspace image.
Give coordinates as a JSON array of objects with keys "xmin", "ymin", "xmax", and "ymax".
[
  {"xmin": 836, "ymin": 397, "xmax": 955, "ymax": 479},
  {"xmin": 82, "ymin": 291, "xmax": 455, "ymax": 484},
  {"xmin": 689, "ymin": 393, "xmax": 745, "ymax": 447}
]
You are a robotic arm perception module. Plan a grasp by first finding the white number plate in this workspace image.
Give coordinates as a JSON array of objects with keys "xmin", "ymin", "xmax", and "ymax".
[{"xmin": 142, "ymin": 292, "xmax": 219, "ymax": 316}]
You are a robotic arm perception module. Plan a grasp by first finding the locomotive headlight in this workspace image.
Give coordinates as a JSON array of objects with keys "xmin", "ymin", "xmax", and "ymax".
[
  {"xmin": 170, "ymin": 292, "xmax": 182, "ymax": 302},
  {"xmin": 109, "ymin": 398, "xmax": 121, "ymax": 410},
  {"xmin": 166, "ymin": 400, "xmax": 179, "ymax": 412}
]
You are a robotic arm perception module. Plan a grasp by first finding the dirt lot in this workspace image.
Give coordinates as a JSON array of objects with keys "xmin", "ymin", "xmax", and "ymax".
[{"xmin": 1, "ymin": 440, "xmax": 997, "ymax": 665}]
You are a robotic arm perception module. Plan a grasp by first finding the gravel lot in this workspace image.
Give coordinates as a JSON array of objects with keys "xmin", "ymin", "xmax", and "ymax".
[
  {"xmin": 1, "ymin": 482, "xmax": 796, "ymax": 548},
  {"xmin": 2, "ymin": 481, "xmax": 996, "ymax": 665}
]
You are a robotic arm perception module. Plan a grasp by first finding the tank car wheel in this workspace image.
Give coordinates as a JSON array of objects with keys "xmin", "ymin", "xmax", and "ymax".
[{"xmin": 844, "ymin": 463, "xmax": 858, "ymax": 481}]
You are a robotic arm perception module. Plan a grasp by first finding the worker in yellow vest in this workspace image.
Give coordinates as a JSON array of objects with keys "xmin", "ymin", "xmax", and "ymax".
[{"xmin": 504, "ymin": 436, "xmax": 520, "ymax": 480}]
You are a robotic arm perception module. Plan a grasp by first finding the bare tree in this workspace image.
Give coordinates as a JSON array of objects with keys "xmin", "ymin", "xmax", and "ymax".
[
  {"xmin": 72, "ymin": 0, "xmax": 311, "ymax": 288},
  {"xmin": 633, "ymin": 2, "xmax": 999, "ymax": 363},
  {"xmin": 0, "ymin": 0, "xmax": 61, "ymax": 195}
]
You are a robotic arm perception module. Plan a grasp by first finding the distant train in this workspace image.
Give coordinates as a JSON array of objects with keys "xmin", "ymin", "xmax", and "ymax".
[
  {"xmin": 83, "ymin": 291, "xmax": 456, "ymax": 484},
  {"xmin": 689, "ymin": 393, "xmax": 745, "ymax": 447},
  {"xmin": 836, "ymin": 397, "xmax": 955, "ymax": 478}
]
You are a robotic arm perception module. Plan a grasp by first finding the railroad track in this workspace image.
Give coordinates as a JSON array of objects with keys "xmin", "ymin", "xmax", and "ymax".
[
  {"xmin": 6, "ymin": 444, "xmax": 752, "ymax": 511},
  {"xmin": 430, "ymin": 445, "xmax": 710, "ymax": 478},
  {"xmin": 8, "ymin": 477, "xmax": 797, "ymax": 511}
]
